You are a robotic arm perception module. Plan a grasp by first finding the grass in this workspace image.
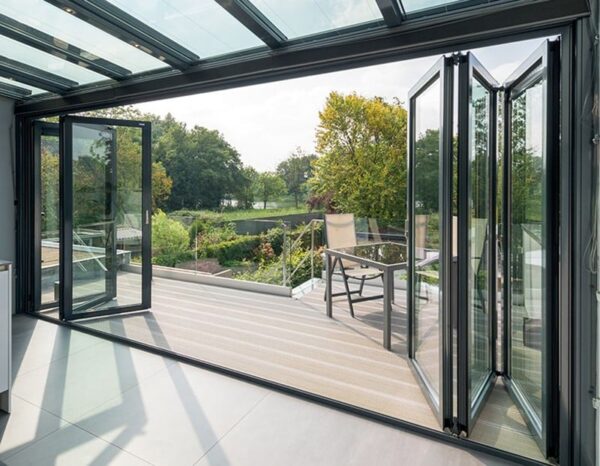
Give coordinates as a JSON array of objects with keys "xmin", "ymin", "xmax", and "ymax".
[{"xmin": 169, "ymin": 206, "xmax": 315, "ymax": 222}]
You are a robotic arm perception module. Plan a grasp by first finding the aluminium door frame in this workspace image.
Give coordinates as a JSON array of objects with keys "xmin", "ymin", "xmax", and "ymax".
[
  {"xmin": 59, "ymin": 115, "xmax": 152, "ymax": 321},
  {"xmin": 407, "ymin": 55, "xmax": 454, "ymax": 430},
  {"xmin": 456, "ymin": 52, "xmax": 499, "ymax": 434},
  {"xmin": 501, "ymin": 39, "xmax": 560, "ymax": 459}
]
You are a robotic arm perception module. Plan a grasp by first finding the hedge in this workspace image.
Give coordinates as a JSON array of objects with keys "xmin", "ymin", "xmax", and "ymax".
[{"xmin": 205, "ymin": 235, "xmax": 262, "ymax": 264}]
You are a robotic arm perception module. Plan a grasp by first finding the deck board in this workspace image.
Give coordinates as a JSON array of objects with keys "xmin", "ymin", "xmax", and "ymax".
[{"xmin": 48, "ymin": 274, "xmax": 546, "ymax": 462}]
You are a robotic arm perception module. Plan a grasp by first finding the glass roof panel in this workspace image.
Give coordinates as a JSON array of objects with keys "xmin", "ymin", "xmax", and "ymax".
[
  {"xmin": 0, "ymin": 0, "xmax": 167, "ymax": 74},
  {"xmin": 0, "ymin": 36, "xmax": 105, "ymax": 85},
  {"xmin": 402, "ymin": 0, "xmax": 494, "ymax": 15},
  {"xmin": 248, "ymin": 0, "xmax": 382, "ymax": 39},
  {"xmin": 105, "ymin": 0, "xmax": 265, "ymax": 59},
  {"xmin": 0, "ymin": 77, "xmax": 45, "ymax": 95}
]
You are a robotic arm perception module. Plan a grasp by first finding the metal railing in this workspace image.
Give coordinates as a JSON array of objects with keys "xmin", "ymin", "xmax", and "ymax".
[{"xmin": 282, "ymin": 218, "xmax": 323, "ymax": 288}]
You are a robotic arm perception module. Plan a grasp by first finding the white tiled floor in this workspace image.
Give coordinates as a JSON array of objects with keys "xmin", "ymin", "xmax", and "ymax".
[{"xmin": 0, "ymin": 315, "xmax": 514, "ymax": 466}]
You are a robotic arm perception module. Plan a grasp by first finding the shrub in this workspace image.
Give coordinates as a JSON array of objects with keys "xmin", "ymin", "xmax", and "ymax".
[
  {"xmin": 152, "ymin": 211, "xmax": 192, "ymax": 267},
  {"xmin": 235, "ymin": 246, "xmax": 323, "ymax": 288},
  {"xmin": 189, "ymin": 219, "xmax": 237, "ymax": 248},
  {"xmin": 205, "ymin": 235, "xmax": 262, "ymax": 264},
  {"xmin": 263, "ymin": 226, "xmax": 284, "ymax": 255}
]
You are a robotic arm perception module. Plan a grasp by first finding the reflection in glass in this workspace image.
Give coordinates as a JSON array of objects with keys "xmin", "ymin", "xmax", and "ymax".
[
  {"xmin": 248, "ymin": 0, "xmax": 382, "ymax": 39},
  {"xmin": 0, "ymin": 0, "xmax": 165, "ymax": 74},
  {"xmin": 0, "ymin": 36, "xmax": 104, "ymax": 86},
  {"xmin": 509, "ymin": 78, "xmax": 544, "ymax": 425},
  {"xmin": 71, "ymin": 123, "xmax": 143, "ymax": 315},
  {"xmin": 41, "ymin": 133, "xmax": 60, "ymax": 305},
  {"xmin": 107, "ymin": 0, "xmax": 264, "ymax": 58},
  {"xmin": 468, "ymin": 78, "xmax": 491, "ymax": 403},
  {"xmin": 413, "ymin": 78, "xmax": 441, "ymax": 403}
]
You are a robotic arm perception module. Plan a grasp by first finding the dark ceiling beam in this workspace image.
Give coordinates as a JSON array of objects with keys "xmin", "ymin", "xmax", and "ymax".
[
  {"xmin": 16, "ymin": 0, "xmax": 590, "ymax": 117},
  {"xmin": 0, "ymin": 56, "xmax": 76, "ymax": 94},
  {"xmin": 376, "ymin": 0, "xmax": 405, "ymax": 27},
  {"xmin": 0, "ymin": 13, "xmax": 131, "ymax": 80},
  {"xmin": 215, "ymin": 0, "xmax": 287, "ymax": 49},
  {"xmin": 0, "ymin": 81, "xmax": 32, "ymax": 101},
  {"xmin": 44, "ymin": 0, "xmax": 199, "ymax": 70}
]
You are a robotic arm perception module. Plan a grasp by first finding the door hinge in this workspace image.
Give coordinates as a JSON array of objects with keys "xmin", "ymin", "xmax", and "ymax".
[{"xmin": 593, "ymin": 397, "xmax": 600, "ymax": 410}]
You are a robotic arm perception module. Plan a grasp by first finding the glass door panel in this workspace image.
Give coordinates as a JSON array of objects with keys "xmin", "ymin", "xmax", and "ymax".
[
  {"xmin": 503, "ymin": 40, "xmax": 558, "ymax": 457},
  {"xmin": 408, "ymin": 56, "xmax": 453, "ymax": 427},
  {"xmin": 60, "ymin": 116, "xmax": 151, "ymax": 320},
  {"xmin": 457, "ymin": 53, "xmax": 498, "ymax": 433},
  {"xmin": 34, "ymin": 121, "xmax": 60, "ymax": 310}
]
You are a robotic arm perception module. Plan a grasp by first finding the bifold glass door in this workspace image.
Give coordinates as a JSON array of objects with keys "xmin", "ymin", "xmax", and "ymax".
[
  {"xmin": 456, "ymin": 53, "xmax": 498, "ymax": 433},
  {"xmin": 59, "ymin": 116, "xmax": 152, "ymax": 320},
  {"xmin": 408, "ymin": 40, "xmax": 559, "ymax": 455},
  {"xmin": 407, "ymin": 56, "xmax": 454, "ymax": 429},
  {"xmin": 503, "ymin": 41, "xmax": 558, "ymax": 457}
]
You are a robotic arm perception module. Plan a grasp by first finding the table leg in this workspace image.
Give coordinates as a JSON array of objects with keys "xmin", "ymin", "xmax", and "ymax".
[
  {"xmin": 325, "ymin": 253, "xmax": 333, "ymax": 318},
  {"xmin": 383, "ymin": 269, "xmax": 392, "ymax": 350}
]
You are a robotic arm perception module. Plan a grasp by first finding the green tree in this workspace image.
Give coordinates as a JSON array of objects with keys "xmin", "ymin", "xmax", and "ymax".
[
  {"xmin": 253, "ymin": 172, "xmax": 286, "ymax": 209},
  {"xmin": 276, "ymin": 148, "xmax": 317, "ymax": 208},
  {"xmin": 154, "ymin": 121, "xmax": 247, "ymax": 210},
  {"xmin": 235, "ymin": 166, "xmax": 258, "ymax": 209},
  {"xmin": 310, "ymin": 92, "xmax": 408, "ymax": 224}
]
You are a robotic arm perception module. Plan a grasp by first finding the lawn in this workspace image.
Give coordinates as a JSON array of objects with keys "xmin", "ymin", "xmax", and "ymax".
[{"xmin": 169, "ymin": 206, "xmax": 315, "ymax": 222}]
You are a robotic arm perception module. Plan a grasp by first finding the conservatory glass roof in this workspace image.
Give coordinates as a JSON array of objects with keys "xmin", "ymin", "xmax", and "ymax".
[{"xmin": 0, "ymin": 0, "xmax": 511, "ymax": 101}]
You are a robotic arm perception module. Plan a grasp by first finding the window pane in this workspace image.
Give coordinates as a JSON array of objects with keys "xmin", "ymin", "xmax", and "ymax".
[
  {"xmin": 0, "ymin": 0, "xmax": 166, "ymax": 74},
  {"xmin": 413, "ymin": 77, "xmax": 442, "ymax": 405},
  {"xmin": 41, "ymin": 132, "xmax": 60, "ymax": 305},
  {"xmin": 106, "ymin": 0, "xmax": 264, "ymax": 58},
  {"xmin": 469, "ymin": 78, "xmax": 491, "ymax": 403},
  {"xmin": 249, "ymin": 0, "xmax": 382, "ymax": 39},
  {"xmin": 509, "ymin": 77, "xmax": 544, "ymax": 425},
  {"xmin": 0, "ymin": 36, "xmax": 104, "ymax": 85}
]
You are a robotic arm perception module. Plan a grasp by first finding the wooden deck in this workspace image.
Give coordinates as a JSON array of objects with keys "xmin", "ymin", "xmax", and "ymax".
[{"xmin": 48, "ymin": 274, "xmax": 546, "ymax": 462}]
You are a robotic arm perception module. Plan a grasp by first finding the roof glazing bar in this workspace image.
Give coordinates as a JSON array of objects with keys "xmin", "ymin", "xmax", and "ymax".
[
  {"xmin": 376, "ymin": 0, "xmax": 405, "ymax": 27},
  {"xmin": 0, "ymin": 81, "xmax": 33, "ymax": 100},
  {"xmin": 0, "ymin": 13, "xmax": 131, "ymax": 80},
  {"xmin": 215, "ymin": 0, "xmax": 287, "ymax": 49},
  {"xmin": 44, "ymin": 0, "xmax": 200, "ymax": 70},
  {"xmin": 0, "ymin": 56, "xmax": 77, "ymax": 93}
]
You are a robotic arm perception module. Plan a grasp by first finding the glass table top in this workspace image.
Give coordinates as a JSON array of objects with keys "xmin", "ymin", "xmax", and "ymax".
[{"xmin": 332, "ymin": 242, "xmax": 407, "ymax": 266}]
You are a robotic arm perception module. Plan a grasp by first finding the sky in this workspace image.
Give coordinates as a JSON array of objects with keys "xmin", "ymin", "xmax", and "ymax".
[{"xmin": 135, "ymin": 36, "xmax": 552, "ymax": 172}]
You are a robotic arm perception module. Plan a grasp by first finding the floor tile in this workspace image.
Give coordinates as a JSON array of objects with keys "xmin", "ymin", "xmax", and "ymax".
[
  {"xmin": 12, "ymin": 318, "xmax": 107, "ymax": 379},
  {"xmin": 0, "ymin": 396, "xmax": 67, "ymax": 461},
  {"xmin": 12, "ymin": 341, "xmax": 173, "ymax": 423},
  {"xmin": 1, "ymin": 422, "xmax": 150, "ymax": 466},
  {"xmin": 195, "ymin": 392, "xmax": 513, "ymax": 466},
  {"xmin": 75, "ymin": 362, "xmax": 268, "ymax": 466}
]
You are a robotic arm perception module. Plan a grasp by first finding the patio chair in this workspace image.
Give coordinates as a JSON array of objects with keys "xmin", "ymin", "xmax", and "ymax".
[{"xmin": 324, "ymin": 214, "xmax": 384, "ymax": 317}]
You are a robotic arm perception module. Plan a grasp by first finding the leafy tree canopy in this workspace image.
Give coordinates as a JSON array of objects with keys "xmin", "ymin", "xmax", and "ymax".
[{"xmin": 310, "ymin": 92, "xmax": 408, "ymax": 224}]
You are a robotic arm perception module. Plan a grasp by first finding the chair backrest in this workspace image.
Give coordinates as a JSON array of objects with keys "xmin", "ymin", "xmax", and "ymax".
[
  {"xmin": 368, "ymin": 218, "xmax": 382, "ymax": 243},
  {"xmin": 325, "ymin": 214, "xmax": 357, "ymax": 249}
]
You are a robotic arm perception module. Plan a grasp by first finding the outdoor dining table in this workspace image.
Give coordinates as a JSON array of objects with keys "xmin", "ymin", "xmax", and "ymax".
[{"xmin": 324, "ymin": 242, "xmax": 407, "ymax": 350}]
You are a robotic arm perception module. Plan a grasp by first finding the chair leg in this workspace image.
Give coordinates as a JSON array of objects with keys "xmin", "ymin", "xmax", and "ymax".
[
  {"xmin": 340, "ymin": 268, "xmax": 355, "ymax": 318},
  {"xmin": 358, "ymin": 277, "xmax": 366, "ymax": 296},
  {"xmin": 324, "ymin": 258, "xmax": 339, "ymax": 301}
]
